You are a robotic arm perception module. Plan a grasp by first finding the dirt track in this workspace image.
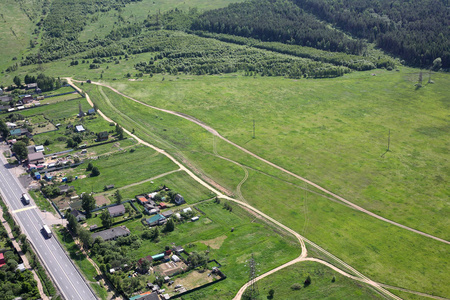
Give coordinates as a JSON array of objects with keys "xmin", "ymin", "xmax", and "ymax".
[{"xmin": 67, "ymin": 78, "xmax": 441, "ymax": 300}]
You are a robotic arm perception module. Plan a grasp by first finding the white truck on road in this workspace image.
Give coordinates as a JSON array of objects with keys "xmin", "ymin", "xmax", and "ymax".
[
  {"xmin": 22, "ymin": 193, "xmax": 30, "ymax": 205},
  {"xmin": 42, "ymin": 225, "xmax": 52, "ymax": 238}
]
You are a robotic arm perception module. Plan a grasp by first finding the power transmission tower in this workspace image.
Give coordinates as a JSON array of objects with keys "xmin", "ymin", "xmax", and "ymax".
[{"xmin": 243, "ymin": 254, "xmax": 259, "ymax": 300}]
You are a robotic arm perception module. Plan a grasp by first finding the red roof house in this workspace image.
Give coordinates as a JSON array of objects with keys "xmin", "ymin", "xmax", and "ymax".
[{"xmin": 136, "ymin": 195, "xmax": 148, "ymax": 204}]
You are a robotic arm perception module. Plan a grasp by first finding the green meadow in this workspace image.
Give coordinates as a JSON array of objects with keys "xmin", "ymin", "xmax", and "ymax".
[
  {"xmin": 75, "ymin": 68, "xmax": 449, "ymax": 298},
  {"xmin": 68, "ymin": 145, "xmax": 178, "ymax": 193},
  {"xmin": 116, "ymin": 170, "xmax": 215, "ymax": 203},
  {"xmin": 108, "ymin": 69, "xmax": 449, "ymax": 239},
  {"xmin": 254, "ymin": 261, "xmax": 384, "ymax": 300}
]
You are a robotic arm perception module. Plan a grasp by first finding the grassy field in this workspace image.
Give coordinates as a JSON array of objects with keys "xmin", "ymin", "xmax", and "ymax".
[
  {"xmin": 14, "ymin": 98, "xmax": 92, "ymax": 120},
  {"xmin": 67, "ymin": 145, "xmax": 178, "ymax": 193},
  {"xmin": 117, "ymin": 170, "xmax": 215, "ymax": 202},
  {"xmin": 73, "ymin": 70, "xmax": 449, "ymax": 298},
  {"xmin": 0, "ymin": 0, "xmax": 38, "ymax": 72},
  {"xmin": 107, "ymin": 68, "xmax": 449, "ymax": 239},
  {"xmin": 254, "ymin": 261, "xmax": 384, "ymax": 299},
  {"xmin": 78, "ymin": 0, "xmax": 245, "ymax": 42}
]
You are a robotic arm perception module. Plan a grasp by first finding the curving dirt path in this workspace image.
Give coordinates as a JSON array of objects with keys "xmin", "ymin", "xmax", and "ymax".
[{"xmin": 66, "ymin": 79, "xmax": 423, "ymax": 300}]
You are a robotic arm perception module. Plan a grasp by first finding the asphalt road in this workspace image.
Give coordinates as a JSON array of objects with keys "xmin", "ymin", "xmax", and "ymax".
[{"xmin": 0, "ymin": 149, "xmax": 97, "ymax": 300}]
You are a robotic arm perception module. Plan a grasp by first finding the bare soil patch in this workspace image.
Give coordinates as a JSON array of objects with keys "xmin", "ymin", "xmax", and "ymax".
[
  {"xmin": 153, "ymin": 261, "xmax": 188, "ymax": 277},
  {"xmin": 198, "ymin": 235, "xmax": 227, "ymax": 249},
  {"xmin": 94, "ymin": 195, "xmax": 110, "ymax": 206}
]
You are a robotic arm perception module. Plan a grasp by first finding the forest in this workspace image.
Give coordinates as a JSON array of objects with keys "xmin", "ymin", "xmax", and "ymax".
[
  {"xmin": 12, "ymin": 0, "xmax": 450, "ymax": 76},
  {"xmin": 292, "ymin": 0, "xmax": 450, "ymax": 68},
  {"xmin": 191, "ymin": 0, "xmax": 366, "ymax": 55}
]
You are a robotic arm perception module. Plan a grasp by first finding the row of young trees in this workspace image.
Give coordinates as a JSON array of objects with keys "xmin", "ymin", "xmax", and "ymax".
[{"xmin": 133, "ymin": 31, "xmax": 350, "ymax": 78}]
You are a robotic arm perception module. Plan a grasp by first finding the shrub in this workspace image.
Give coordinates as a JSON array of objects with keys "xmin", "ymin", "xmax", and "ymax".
[{"xmin": 291, "ymin": 283, "xmax": 302, "ymax": 290}]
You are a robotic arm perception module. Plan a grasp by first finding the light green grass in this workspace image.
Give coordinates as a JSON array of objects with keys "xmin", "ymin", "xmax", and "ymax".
[
  {"xmin": 29, "ymin": 190, "xmax": 55, "ymax": 213},
  {"xmin": 68, "ymin": 145, "xmax": 178, "ymax": 193},
  {"xmin": 17, "ymin": 98, "xmax": 91, "ymax": 120},
  {"xmin": 0, "ymin": 0, "xmax": 38, "ymax": 72},
  {"xmin": 73, "ymin": 70, "xmax": 450, "ymax": 298},
  {"xmin": 78, "ymin": 0, "xmax": 245, "ymax": 42},
  {"xmin": 117, "ymin": 170, "xmax": 215, "ymax": 203},
  {"xmin": 254, "ymin": 261, "xmax": 384, "ymax": 300},
  {"xmin": 54, "ymin": 225, "xmax": 98, "ymax": 281},
  {"xmin": 108, "ymin": 68, "xmax": 450, "ymax": 239}
]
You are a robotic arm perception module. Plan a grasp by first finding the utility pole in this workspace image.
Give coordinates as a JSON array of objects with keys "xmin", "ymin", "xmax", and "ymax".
[
  {"xmin": 387, "ymin": 129, "xmax": 391, "ymax": 151},
  {"xmin": 252, "ymin": 119, "xmax": 255, "ymax": 139},
  {"xmin": 244, "ymin": 254, "xmax": 259, "ymax": 300}
]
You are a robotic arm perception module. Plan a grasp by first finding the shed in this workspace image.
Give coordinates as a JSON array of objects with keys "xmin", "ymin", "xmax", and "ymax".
[
  {"xmin": 191, "ymin": 216, "xmax": 199, "ymax": 222},
  {"xmin": 182, "ymin": 207, "xmax": 192, "ymax": 214},
  {"xmin": 75, "ymin": 125, "xmax": 85, "ymax": 132},
  {"xmin": 87, "ymin": 108, "xmax": 95, "ymax": 115},
  {"xmin": 158, "ymin": 202, "xmax": 167, "ymax": 209},
  {"xmin": 26, "ymin": 83, "xmax": 37, "ymax": 90},
  {"xmin": 34, "ymin": 172, "xmax": 41, "ymax": 180},
  {"xmin": 161, "ymin": 210, "xmax": 173, "ymax": 218},
  {"xmin": 151, "ymin": 253, "xmax": 165, "ymax": 261},
  {"xmin": 148, "ymin": 208, "xmax": 159, "ymax": 215},
  {"xmin": 171, "ymin": 255, "xmax": 181, "ymax": 262},
  {"xmin": 35, "ymin": 145, "xmax": 44, "ymax": 152}
]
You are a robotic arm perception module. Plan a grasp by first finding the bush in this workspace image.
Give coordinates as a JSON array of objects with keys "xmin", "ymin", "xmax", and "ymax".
[{"xmin": 291, "ymin": 283, "xmax": 302, "ymax": 290}]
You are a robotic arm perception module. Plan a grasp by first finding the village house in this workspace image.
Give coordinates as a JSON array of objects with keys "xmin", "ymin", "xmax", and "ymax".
[
  {"xmin": 9, "ymin": 128, "xmax": 29, "ymax": 137},
  {"xmin": 22, "ymin": 95, "xmax": 33, "ymax": 104},
  {"xmin": 174, "ymin": 194, "xmax": 186, "ymax": 205},
  {"xmin": 137, "ymin": 195, "xmax": 148, "ymax": 205},
  {"xmin": 28, "ymin": 152, "xmax": 45, "ymax": 164},
  {"xmin": 146, "ymin": 214, "xmax": 166, "ymax": 226},
  {"xmin": 96, "ymin": 131, "xmax": 108, "ymax": 141},
  {"xmin": 91, "ymin": 226, "xmax": 130, "ymax": 241},
  {"xmin": 70, "ymin": 209, "xmax": 86, "ymax": 222},
  {"xmin": 87, "ymin": 108, "xmax": 95, "ymax": 115},
  {"xmin": 108, "ymin": 204, "xmax": 126, "ymax": 217},
  {"xmin": 0, "ymin": 95, "xmax": 12, "ymax": 103}
]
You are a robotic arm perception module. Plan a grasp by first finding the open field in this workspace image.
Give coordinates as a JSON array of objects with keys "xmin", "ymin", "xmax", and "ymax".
[
  {"xmin": 254, "ymin": 260, "xmax": 384, "ymax": 299},
  {"xmin": 67, "ymin": 145, "xmax": 178, "ymax": 193},
  {"xmin": 0, "ymin": 0, "xmax": 38, "ymax": 71},
  {"xmin": 117, "ymin": 170, "xmax": 215, "ymax": 203},
  {"xmin": 12, "ymin": 98, "xmax": 92, "ymax": 120},
  {"xmin": 75, "ymin": 68, "xmax": 450, "ymax": 298},
  {"xmin": 78, "ymin": 0, "xmax": 246, "ymax": 42},
  {"xmin": 107, "ymin": 68, "xmax": 449, "ymax": 239}
]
